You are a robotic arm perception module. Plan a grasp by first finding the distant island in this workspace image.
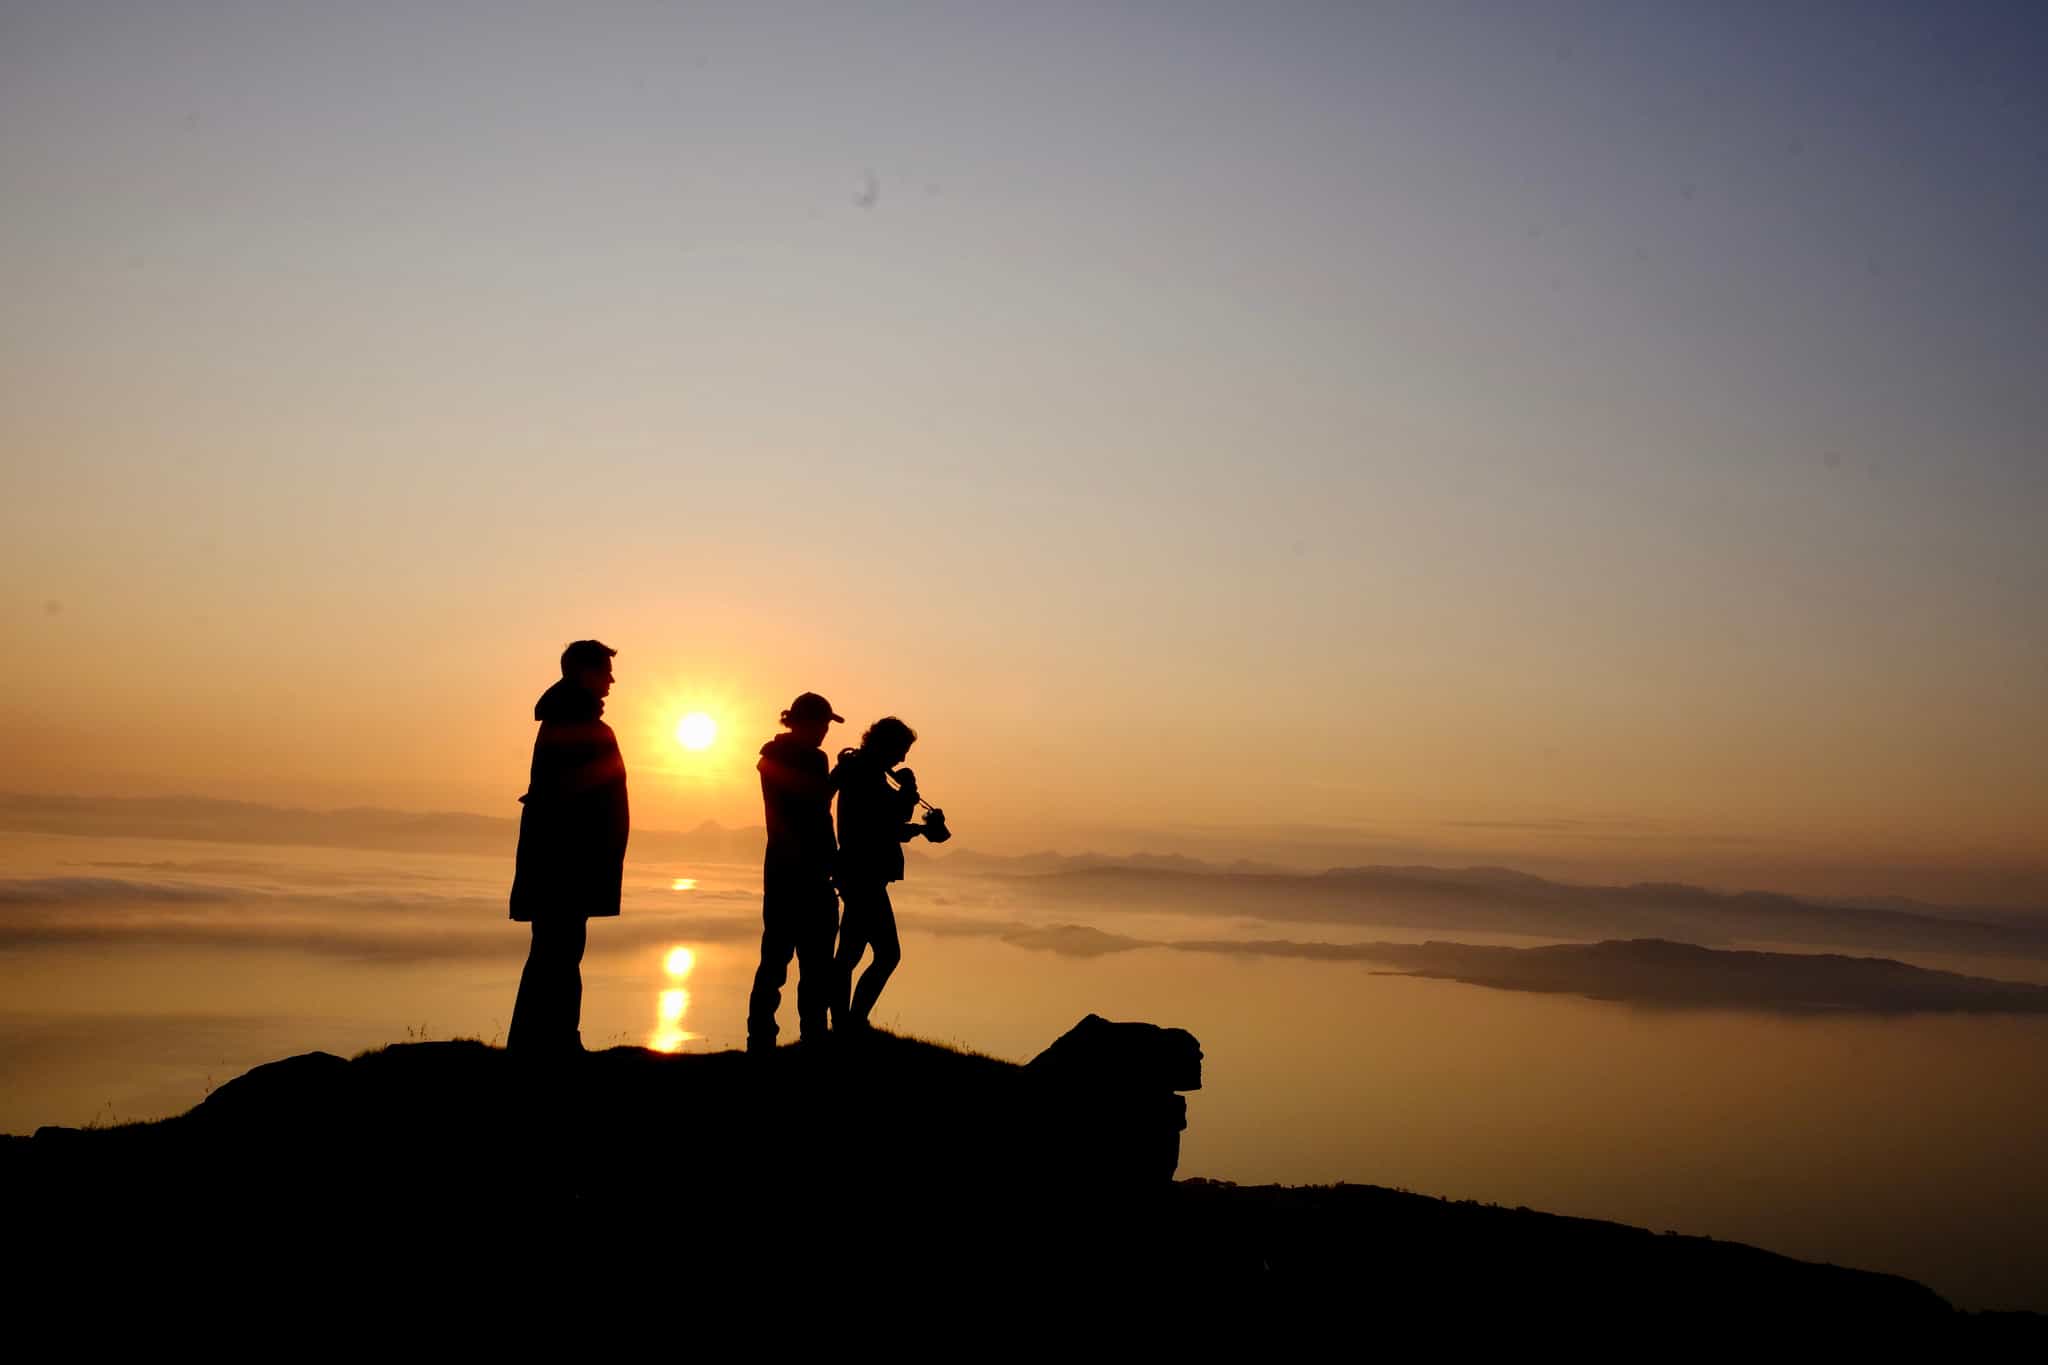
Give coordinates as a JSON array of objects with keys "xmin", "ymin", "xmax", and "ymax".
[
  {"xmin": 8, "ymin": 1023, "xmax": 2036, "ymax": 1338},
  {"xmin": 1227, "ymin": 936, "xmax": 2048, "ymax": 1014},
  {"xmin": 1002, "ymin": 932, "xmax": 2048, "ymax": 1015},
  {"xmin": 993, "ymin": 861, "xmax": 2048, "ymax": 960}
]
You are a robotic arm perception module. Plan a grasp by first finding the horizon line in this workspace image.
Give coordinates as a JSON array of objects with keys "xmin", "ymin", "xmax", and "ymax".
[{"xmin": 3, "ymin": 789, "xmax": 2044, "ymax": 915}]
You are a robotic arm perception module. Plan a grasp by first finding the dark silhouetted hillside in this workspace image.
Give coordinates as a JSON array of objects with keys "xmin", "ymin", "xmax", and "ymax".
[{"xmin": 5, "ymin": 1025, "xmax": 2036, "ymax": 1340}]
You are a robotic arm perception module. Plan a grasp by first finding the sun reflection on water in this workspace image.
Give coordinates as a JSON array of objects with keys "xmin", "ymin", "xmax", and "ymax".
[
  {"xmin": 649, "ymin": 943, "xmax": 700, "ymax": 1053},
  {"xmin": 671, "ymin": 877, "xmax": 697, "ymax": 891}
]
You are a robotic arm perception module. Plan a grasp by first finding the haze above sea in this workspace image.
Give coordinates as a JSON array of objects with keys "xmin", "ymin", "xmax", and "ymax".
[{"xmin": 2, "ymin": 829, "xmax": 2044, "ymax": 1313}]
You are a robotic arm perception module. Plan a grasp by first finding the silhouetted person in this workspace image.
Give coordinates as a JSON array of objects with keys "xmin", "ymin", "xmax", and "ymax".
[
  {"xmin": 831, "ymin": 717, "xmax": 932, "ymax": 1032},
  {"xmin": 745, "ymin": 692, "xmax": 841, "ymax": 1051},
  {"xmin": 508, "ymin": 640, "xmax": 629, "ymax": 1054}
]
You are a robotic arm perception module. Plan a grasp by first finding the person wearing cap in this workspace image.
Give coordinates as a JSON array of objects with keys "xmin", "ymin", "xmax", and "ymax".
[
  {"xmin": 745, "ymin": 691, "xmax": 843, "ymax": 1050},
  {"xmin": 830, "ymin": 717, "xmax": 930, "ymax": 1033},
  {"xmin": 508, "ymin": 639, "xmax": 629, "ymax": 1054}
]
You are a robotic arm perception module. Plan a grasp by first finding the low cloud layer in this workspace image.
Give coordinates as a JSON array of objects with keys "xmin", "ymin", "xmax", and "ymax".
[
  {"xmin": 0, "ymin": 876, "xmax": 241, "ymax": 905},
  {"xmin": 7, "ymin": 867, "xmax": 2048, "ymax": 1015},
  {"xmin": 0, "ymin": 875, "xmax": 762, "ymax": 960}
]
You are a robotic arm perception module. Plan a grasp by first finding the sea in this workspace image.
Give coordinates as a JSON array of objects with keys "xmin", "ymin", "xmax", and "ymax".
[{"xmin": 2, "ymin": 829, "xmax": 2044, "ymax": 1312}]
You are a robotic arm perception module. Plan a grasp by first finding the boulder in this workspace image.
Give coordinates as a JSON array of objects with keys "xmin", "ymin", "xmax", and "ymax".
[
  {"xmin": 1027, "ymin": 1014, "xmax": 1203, "ymax": 1092},
  {"xmin": 1024, "ymin": 1014, "xmax": 1203, "ymax": 1185}
]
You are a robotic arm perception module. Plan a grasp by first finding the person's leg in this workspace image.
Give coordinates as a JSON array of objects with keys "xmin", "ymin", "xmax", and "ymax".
[
  {"xmin": 557, "ymin": 915, "xmax": 587, "ymax": 1050},
  {"xmin": 832, "ymin": 884, "xmax": 874, "ymax": 1030},
  {"xmin": 848, "ymin": 886, "xmax": 901, "ymax": 1026},
  {"xmin": 508, "ymin": 921, "xmax": 548, "ymax": 1051},
  {"xmin": 746, "ymin": 892, "xmax": 797, "ymax": 1050},
  {"xmin": 510, "ymin": 917, "xmax": 587, "ymax": 1053},
  {"xmin": 793, "ymin": 880, "xmax": 838, "ymax": 1042}
]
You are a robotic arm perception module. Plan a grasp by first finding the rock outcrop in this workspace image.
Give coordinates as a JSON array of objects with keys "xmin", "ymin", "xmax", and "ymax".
[{"xmin": 1025, "ymin": 1013, "xmax": 1203, "ymax": 1184}]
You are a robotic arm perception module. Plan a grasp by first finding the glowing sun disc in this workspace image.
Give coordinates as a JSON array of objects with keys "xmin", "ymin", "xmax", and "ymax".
[{"xmin": 675, "ymin": 712, "xmax": 717, "ymax": 750}]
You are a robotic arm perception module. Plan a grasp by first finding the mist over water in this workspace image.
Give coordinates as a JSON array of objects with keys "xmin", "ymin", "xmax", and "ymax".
[{"xmin": 2, "ymin": 830, "xmax": 2045, "ymax": 1312}]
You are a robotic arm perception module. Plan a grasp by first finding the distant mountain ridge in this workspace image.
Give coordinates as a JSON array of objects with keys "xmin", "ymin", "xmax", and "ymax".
[
  {"xmin": 990, "ymin": 861, "xmax": 2048, "ymax": 960},
  {"xmin": 917, "ymin": 845, "xmax": 1292, "ymax": 877},
  {"xmin": 995, "ymin": 929, "xmax": 2048, "ymax": 1014}
]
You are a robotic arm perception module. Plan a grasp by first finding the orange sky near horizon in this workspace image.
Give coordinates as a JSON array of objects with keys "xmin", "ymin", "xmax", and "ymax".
[{"xmin": 3, "ymin": 591, "xmax": 2041, "ymax": 905}]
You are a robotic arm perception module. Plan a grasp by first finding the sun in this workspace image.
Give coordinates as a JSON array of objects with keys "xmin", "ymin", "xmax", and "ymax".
[{"xmin": 674, "ymin": 711, "xmax": 718, "ymax": 751}]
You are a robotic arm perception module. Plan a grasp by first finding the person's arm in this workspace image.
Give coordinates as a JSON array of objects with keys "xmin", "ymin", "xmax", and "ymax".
[
  {"xmin": 890, "ymin": 766, "xmax": 924, "ymax": 841},
  {"xmin": 889, "ymin": 767, "xmax": 921, "ymax": 819}
]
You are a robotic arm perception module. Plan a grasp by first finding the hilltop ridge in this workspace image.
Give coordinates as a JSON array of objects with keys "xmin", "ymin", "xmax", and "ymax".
[{"xmin": 5, "ymin": 1024, "xmax": 2034, "ymax": 1339}]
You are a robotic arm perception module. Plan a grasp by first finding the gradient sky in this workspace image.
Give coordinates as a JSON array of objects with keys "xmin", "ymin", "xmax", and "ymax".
[{"xmin": 3, "ymin": 2, "xmax": 2044, "ymax": 900}]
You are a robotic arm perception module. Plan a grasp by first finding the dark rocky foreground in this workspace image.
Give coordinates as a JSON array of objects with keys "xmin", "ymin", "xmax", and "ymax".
[{"xmin": 3, "ymin": 1019, "xmax": 2038, "ymax": 1342}]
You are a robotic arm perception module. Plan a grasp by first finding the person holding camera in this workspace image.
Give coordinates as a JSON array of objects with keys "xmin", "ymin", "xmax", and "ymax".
[{"xmin": 830, "ymin": 716, "xmax": 943, "ymax": 1034}]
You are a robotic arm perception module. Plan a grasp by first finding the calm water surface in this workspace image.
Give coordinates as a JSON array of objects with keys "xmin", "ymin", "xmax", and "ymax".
[{"xmin": 2, "ymin": 832, "xmax": 2043, "ymax": 1311}]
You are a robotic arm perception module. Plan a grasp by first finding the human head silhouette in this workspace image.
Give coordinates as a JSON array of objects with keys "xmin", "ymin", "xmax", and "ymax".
[
  {"xmin": 560, "ymin": 639, "xmax": 616, "ymax": 699},
  {"xmin": 859, "ymin": 716, "xmax": 917, "ymax": 769},
  {"xmin": 780, "ymin": 691, "xmax": 841, "ymax": 747}
]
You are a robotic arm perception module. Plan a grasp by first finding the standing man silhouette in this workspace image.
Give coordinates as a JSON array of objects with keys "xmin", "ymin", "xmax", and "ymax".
[
  {"xmin": 831, "ymin": 717, "xmax": 930, "ymax": 1033},
  {"xmin": 508, "ymin": 639, "xmax": 629, "ymax": 1054},
  {"xmin": 746, "ymin": 692, "xmax": 842, "ymax": 1052}
]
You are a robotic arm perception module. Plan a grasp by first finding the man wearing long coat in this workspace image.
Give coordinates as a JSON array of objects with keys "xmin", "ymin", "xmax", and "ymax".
[{"xmin": 509, "ymin": 639, "xmax": 629, "ymax": 1053}]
